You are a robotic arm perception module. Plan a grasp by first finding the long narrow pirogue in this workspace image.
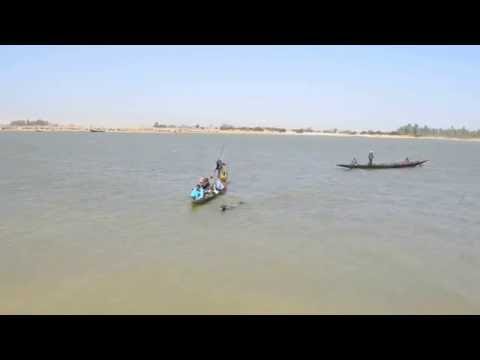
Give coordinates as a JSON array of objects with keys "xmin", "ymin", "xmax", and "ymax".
[
  {"xmin": 337, "ymin": 160, "xmax": 428, "ymax": 169},
  {"xmin": 190, "ymin": 162, "xmax": 229, "ymax": 205}
]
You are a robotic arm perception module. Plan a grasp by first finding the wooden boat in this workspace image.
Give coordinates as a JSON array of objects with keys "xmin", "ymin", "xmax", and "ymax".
[
  {"xmin": 90, "ymin": 128, "xmax": 105, "ymax": 133},
  {"xmin": 337, "ymin": 160, "xmax": 428, "ymax": 169},
  {"xmin": 191, "ymin": 164, "xmax": 229, "ymax": 205},
  {"xmin": 191, "ymin": 185, "xmax": 227, "ymax": 205}
]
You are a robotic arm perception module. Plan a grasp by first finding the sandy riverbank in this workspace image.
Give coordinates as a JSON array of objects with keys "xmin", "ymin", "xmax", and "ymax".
[{"xmin": 2, "ymin": 126, "xmax": 480, "ymax": 142}]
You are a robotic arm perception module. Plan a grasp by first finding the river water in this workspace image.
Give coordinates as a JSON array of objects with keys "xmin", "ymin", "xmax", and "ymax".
[{"xmin": 1, "ymin": 132, "xmax": 479, "ymax": 314}]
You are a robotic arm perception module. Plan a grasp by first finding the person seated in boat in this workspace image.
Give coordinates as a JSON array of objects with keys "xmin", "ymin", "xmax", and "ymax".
[
  {"xmin": 405, "ymin": 157, "xmax": 410, "ymax": 162},
  {"xmin": 368, "ymin": 151, "xmax": 374, "ymax": 166},
  {"xmin": 209, "ymin": 176, "xmax": 219, "ymax": 194},
  {"xmin": 191, "ymin": 184, "xmax": 204, "ymax": 200},
  {"xmin": 351, "ymin": 157, "xmax": 358, "ymax": 165},
  {"xmin": 204, "ymin": 178, "xmax": 211, "ymax": 191},
  {"xmin": 199, "ymin": 177, "xmax": 211, "ymax": 192},
  {"xmin": 214, "ymin": 177, "xmax": 225, "ymax": 192}
]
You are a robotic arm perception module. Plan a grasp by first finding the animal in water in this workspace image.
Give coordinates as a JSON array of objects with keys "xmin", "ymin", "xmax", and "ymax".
[{"xmin": 220, "ymin": 201, "xmax": 245, "ymax": 212}]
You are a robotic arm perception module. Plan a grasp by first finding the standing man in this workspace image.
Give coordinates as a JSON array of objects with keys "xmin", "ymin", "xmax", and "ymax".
[
  {"xmin": 368, "ymin": 151, "xmax": 374, "ymax": 166},
  {"xmin": 215, "ymin": 159, "xmax": 224, "ymax": 177}
]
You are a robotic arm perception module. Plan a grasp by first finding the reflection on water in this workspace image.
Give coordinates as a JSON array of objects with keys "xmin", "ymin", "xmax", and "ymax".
[{"xmin": 1, "ymin": 132, "xmax": 479, "ymax": 314}]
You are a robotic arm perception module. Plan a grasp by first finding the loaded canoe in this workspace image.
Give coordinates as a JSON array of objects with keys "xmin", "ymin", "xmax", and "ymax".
[
  {"xmin": 191, "ymin": 186, "xmax": 227, "ymax": 205},
  {"xmin": 337, "ymin": 160, "xmax": 428, "ymax": 169},
  {"xmin": 191, "ymin": 163, "xmax": 229, "ymax": 205}
]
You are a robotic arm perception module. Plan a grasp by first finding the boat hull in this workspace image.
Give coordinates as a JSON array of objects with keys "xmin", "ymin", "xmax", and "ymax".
[
  {"xmin": 337, "ymin": 160, "xmax": 428, "ymax": 169},
  {"xmin": 191, "ymin": 188, "xmax": 226, "ymax": 205}
]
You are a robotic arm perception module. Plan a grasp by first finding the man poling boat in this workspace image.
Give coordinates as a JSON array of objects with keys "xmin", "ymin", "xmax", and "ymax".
[{"xmin": 216, "ymin": 159, "xmax": 229, "ymax": 182}]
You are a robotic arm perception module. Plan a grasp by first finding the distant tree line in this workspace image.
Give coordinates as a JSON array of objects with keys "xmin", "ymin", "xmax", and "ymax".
[
  {"xmin": 152, "ymin": 121, "xmax": 480, "ymax": 138},
  {"xmin": 10, "ymin": 119, "xmax": 50, "ymax": 126},
  {"xmin": 153, "ymin": 122, "xmax": 177, "ymax": 128},
  {"xmin": 397, "ymin": 124, "xmax": 480, "ymax": 138},
  {"xmin": 220, "ymin": 124, "xmax": 287, "ymax": 132},
  {"xmin": 358, "ymin": 130, "xmax": 400, "ymax": 135},
  {"xmin": 331, "ymin": 125, "xmax": 480, "ymax": 138},
  {"xmin": 292, "ymin": 128, "xmax": 314, "ymax": 134}
]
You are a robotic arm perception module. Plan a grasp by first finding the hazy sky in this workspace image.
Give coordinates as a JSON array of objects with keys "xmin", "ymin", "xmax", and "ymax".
[{"xmin": 1, "ymin": 45, "xmax": 480, "ymax": 130}]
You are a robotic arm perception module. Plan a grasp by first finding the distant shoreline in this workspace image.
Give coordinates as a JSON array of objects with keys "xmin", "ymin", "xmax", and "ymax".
[{"xmin": 1, "ymin": 126, "xmax": 480, "ymax": 142}]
